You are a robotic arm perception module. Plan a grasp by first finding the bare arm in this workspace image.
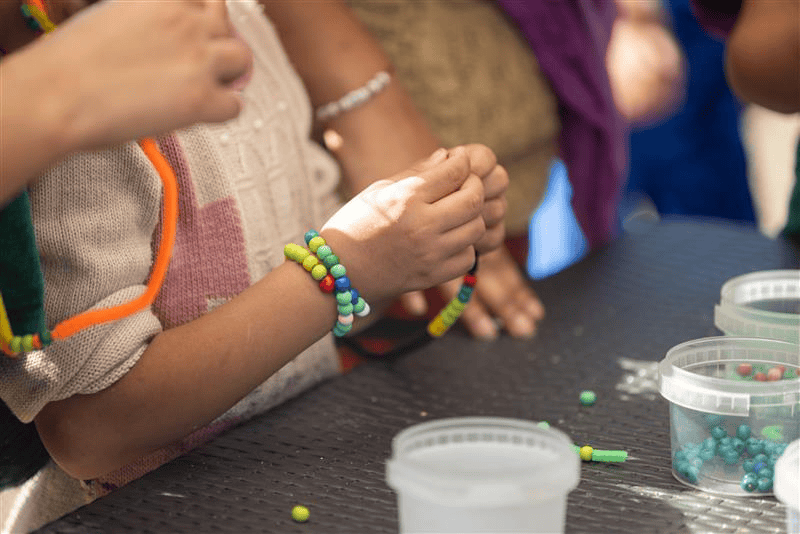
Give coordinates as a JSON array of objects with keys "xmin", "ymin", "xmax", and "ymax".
[
  {"xmin": 34, "ymin": 147, "xmax": 487, "ymax": 480},
  {"xmin": 725, "ymin": 0, "xmax": 800, "ymax": 114}
]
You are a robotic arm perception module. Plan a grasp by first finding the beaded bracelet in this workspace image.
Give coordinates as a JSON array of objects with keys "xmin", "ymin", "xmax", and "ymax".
[
  {"xmin": 284, "ymin": 231, "xmax": 370, "ymax": 337},
  {"xmin": 315, "ymin": 71, "xmax": 391, "ymax": 122}
]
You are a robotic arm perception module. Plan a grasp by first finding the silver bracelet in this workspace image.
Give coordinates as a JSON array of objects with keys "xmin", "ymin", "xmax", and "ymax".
[{"xmin": 315, "ymin": 70, "xmax": 391, "ymax": 122}]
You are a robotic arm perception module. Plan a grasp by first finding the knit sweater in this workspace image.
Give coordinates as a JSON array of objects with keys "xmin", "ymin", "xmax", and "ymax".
[{"xmin": 1, "ymin": 2, "xmax": 342, "ymax": 530}]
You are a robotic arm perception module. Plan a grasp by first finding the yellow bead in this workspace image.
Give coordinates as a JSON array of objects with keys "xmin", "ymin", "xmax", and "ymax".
[
  {"xmin": 302, "ymin": 255, "xmax": 319, "ymax": 271},
  {"xmin": 579, "ymin": 445, "xmax": 594, "ymax": 461},
  {"xmin": 21, "ymin": 334, "xmax": 34, "ymax": 352},
  {"xmin": 308, "ymin": 236, "xmax": 326, "ymax": 253},
  {"xmin": 284, "ymin": 244, "xmax": 309, "ymax": 263},
  {"xmin": 311, "ymin": 264, "xmax": 327, "ymax": 280},
  {"xmin": 427, "ymin": 317, "xmax": 447, "ymax": 337}
]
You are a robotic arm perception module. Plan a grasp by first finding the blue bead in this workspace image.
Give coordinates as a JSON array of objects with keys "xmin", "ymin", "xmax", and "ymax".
[
  {"xmin": 736, "ymin": 424, "xmax": 751, "ymax": 441},
  {"xmin": 335, "ymin": 276, "xmax": 351, "ymax": 291},
  {"xmin": 349, "ymin": 288, "xmax": 359, "ymax": 304},
  {"xmin": 753, "ymin": 461, "xmax": 767, "ymax": 475}
]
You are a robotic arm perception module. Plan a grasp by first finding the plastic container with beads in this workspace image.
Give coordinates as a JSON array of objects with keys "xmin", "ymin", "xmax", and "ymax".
[
  {"xmin": 714, "ymin": 270, "xmax": 800, "ymax": 344},
  {"xmin": 658, "ymin": 337, "xmax": 800, "ymax": 496},
  {"xmin": 775, "ymin": 439, "xmax": 800, "ymax": 534},
  {"xmin": 385, "ymin": 417, "xmax": 580, "ymax": 533}
]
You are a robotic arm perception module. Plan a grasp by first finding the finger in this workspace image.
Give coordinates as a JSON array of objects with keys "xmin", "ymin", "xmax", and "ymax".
[
  {"xmin": 430, "ymin": 217, "xmax": 485, "ymax": 264},
  {"xmin": 463, "ymin": 144, "xmax": 497, "ymax": 178},
  {"xmin": 202, "ymin": 90, "xmax": 244, "ymax": 123},
  {"xmin": 426, "ymin": 246, "xmax": 477, "ymax": 290},
  {"xmin": 429, "ymin": 173, "xmax": 484, "ymax": 232},
  {"xmin": 204, "ymin": 0, "xmax": 236, "ymax": 38},
  {"xmin": 482, "ymin": 197, "xmax": 507, "ymax": 229},
  {"xmin": 474, "ymin": 222, "xmax": 506, "ymax": 254},
  {"xmin": 400, "ymin": 291, "xmax": 429, "ymax": 316},
  {"xmin": 212, "ymin": 39, "xmax": 253, "ymax": 86},
  {"xmin": 476, "ymin": 265, "xmax": 544, "ymax": 337},
  {"xmin": 415, "ymin": 147, "xmax": 472, "ymax": 204},
  {"xmin": 482, "ymin": 165, "xmax": 509, "ymax": 201}
]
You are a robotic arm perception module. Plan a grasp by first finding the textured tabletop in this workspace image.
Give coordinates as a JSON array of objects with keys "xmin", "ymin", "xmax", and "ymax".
[{"xmin": 39, "ymin": 219, "xmax": 799, "ymax": 533}]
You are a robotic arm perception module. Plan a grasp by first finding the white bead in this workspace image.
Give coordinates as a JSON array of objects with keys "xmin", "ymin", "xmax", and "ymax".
[{"xmin": 355, "ymin": 302, "xmax": 371, "ymax": 317}]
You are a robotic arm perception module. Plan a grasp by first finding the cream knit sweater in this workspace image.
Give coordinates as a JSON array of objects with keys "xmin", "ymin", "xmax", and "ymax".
[{"xmin": 1, "ymin": 2, "xmax": 342, "ymax": 531}]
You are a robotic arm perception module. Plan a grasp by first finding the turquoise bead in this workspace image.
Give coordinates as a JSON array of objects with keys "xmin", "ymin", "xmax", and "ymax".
[
  {"xmin": 757, "ymin": 467, "xmax": 772, "ymax": 480},
  {"xmin": 304, "ymin": 230, "xmax": 318, "ymax": 244},
  {"xmin": 322, "ymin": 255, "xmax": 339, "ymax": 269},
  {"xmin": 753, "ymin": 453, "xmax": 768, "ymax": 465},
  {"xmin": 330, "ymin": 264, "xmax": 346, "ymax": 279},
  {"xmin": 731, "ymin": 437, "xmax": 745, "ymax": 454},
  {"xmin": 711, "ymin": 426, "xmax": 727, "ymax": 440},
  {"xmin": 757, "ymin": 478, "xmax": 773, "ymax": 491},
  {"xmin": 736, "ymin": 424, "xmax": 751, "ymax": 441},
  {"xmin": 745, "ymin": 437, "xmax": 763, "ymax": 455},
  {"xmin": 699, "ymin": 448, "xmax": 714, "ymax": 461},
  {"xmin": 742, "ymin": 459, "xmax": 756, "ymax": 472},
  {"xmin": 685, "ymin": 466, "xmax": 700, "ymax": 483},
  {"xmin": 741, "ymin": 473, "xmax": 758, "ymax": 492},
  {"xmin": 722, "ymin": 451, "xmax": 740, "ymax": 465}
]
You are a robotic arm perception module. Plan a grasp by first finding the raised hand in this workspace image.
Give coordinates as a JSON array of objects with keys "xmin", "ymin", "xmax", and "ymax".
[{"xmin": 320, "ymin": 147, "xmax": 487, "ymax": 303}]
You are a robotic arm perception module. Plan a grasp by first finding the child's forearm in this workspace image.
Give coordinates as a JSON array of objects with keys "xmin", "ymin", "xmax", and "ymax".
[
  {"xmin": 0, "ymin": 51, "xmax": 76, "ymax": 204},
  {"xmin": 35, "ymin": 261, "xmax": 340, "ymax": 481},
  {"xmin": 261, "ymin": 0, "xmax": 440, "ymax": 194},
  {"xmin": 725, "ymin": 0, "xmax": 800, "ymax": 113}
]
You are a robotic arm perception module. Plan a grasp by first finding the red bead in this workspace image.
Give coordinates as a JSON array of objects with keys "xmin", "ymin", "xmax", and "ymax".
[
  {"xmin": 319, "ymin": 274, "xmax": 335, "ymax": 293},
  {"xmin": 463, "ymin": 274, "xmax": 477, "ymax": 287},
  {"xmin": 736, "ymin": 363, "xmax": 752, "ymax": 377},
  {"xmin": 754, "ymin": 372, "xmax": 767, "ymax": 382}
]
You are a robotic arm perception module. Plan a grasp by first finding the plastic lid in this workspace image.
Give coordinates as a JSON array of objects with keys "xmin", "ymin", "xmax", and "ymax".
[
  {"xmin": 385, "ymin": 417, "xmax": 580, "ymax": 507},
  {"xmin": 658, "ymin": 337, "xmax": 800, "ymax": 416},
  {"xmin": 775, "ymin": 439, "xmax": 800, "ymax": 511},
  {"xmin": 714, "ymin": 270, "xmax": 800, "ymax": 344}
]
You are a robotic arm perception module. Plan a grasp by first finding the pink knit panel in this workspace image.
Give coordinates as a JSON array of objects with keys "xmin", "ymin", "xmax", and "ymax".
[{"xmin": 149, "ymin": 135, "xmax": 250, "ymax": 329}]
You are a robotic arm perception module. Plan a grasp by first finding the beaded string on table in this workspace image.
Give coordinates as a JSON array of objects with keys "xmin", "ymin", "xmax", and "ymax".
[{"xmin": 0, "ymin": 3, "xmax": 179, "ymax": 357}]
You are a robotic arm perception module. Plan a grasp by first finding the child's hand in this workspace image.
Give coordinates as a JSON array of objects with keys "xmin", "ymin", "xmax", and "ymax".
[
  {"xmin": 36, "ymin": 0, "xmax": 252, "ymax": 151},
  {"xmin": 461, "ymin": 144, "xmax": 509, "ymax": 253},
  {"xmin": 320, "ymin": 147, "xmax": 486, "ymax": 302}
]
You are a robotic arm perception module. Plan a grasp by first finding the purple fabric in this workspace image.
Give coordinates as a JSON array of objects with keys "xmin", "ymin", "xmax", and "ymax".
[
  {"xmin": 689, "ymin": 0, "xmax": 741, "ymax": 38},
  {"xmin": 495, "ymin": 0, "xmax": 627, "ymax": 249}
]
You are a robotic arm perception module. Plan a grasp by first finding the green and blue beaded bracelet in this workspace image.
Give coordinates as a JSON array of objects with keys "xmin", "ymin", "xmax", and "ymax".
[{"xmin": 284, "ymin": 230, "xmax": 370, "ymax": 337}]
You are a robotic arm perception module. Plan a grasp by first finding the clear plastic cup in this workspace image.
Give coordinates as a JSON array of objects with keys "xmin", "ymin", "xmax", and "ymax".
[
  {"xmin": 775, "ymin": 439, "xmax": 800, "ymax": 534},
  {"xmin": 385, "ymin": 417, "xmax": 580, "ymax": 534},
  {"xmin": 714, "ymin": 270, "xmax": 800, "ymax": 344},
  {"xmin": 658, "ymin": 337, "xmax": 800, "ymax": 497}
]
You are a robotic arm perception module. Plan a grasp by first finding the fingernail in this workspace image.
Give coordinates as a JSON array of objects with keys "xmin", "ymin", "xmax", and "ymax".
[{"xmin": 430, "ymin": 148, "xmax": 448, "ymax": 162}]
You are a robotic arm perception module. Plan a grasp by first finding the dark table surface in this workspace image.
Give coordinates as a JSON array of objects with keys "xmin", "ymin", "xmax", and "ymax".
[{"xmin": 39, "ymin": 218, "xmax": 799, "ymax": 534}]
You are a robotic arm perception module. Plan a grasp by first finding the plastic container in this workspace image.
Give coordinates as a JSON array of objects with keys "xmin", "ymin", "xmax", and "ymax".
[
  {"xmin": 658, "ymin": 337, "xmax": 800, "ymax": 496},
  {"xmin": 714, "ymin": 270, "xmax": 800, "ymax": 344},
  {"xmin": 385, "ymin": 417, "xmax": 580, "ymax": 533},
  {"xmin": 775, "ymin": 439, "xmax": 800, "ymax": 534}
]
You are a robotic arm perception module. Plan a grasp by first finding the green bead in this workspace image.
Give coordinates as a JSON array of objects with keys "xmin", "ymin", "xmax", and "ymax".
[
  {"xmin": 330, "ymin": 264, "xmax": 346, "ymax": 279},
  {"xmin": 338, "ymin": 303, "xmax": 353, "ymax": 315},
  {"xmin": 579, "ymin": 390, "xmax": 597, "ymax": 406},
  {"xmin": 352, "ymin": 298, "xmax": 366, "ymax": 314},
  {"xmin": 21, "ymin": 335, "xmax": 34, "ymax": 352},
  {"xmin": 316, "ymin": 245, "xmax": 332, "ymax": 259},
  {"xmin": 9, "ymin": 337, "xmax": 21, "ymax": 353},
  {"xmin": 322, "ymin": 255, "xmax": 339, "ymax": 269},
  {"xmin": 336, "ymin": 291, "xmax": 352, "ymax": 305},
  {"xmin": 308, "ymin": 236, "xmax": 325, "ymax": 253},
  {"xmin": 304, "ymin": 230, "xmax": 318, "ymax": 245},
  {"xmin": 291, "ymin": 505, "xmax": 310, "ymax": 523},
  {"xmin": 311, "ymin": 264, "xmax": 327, "ymax": 280},
  {"xmin": 40, "ymin": 330, "xmax": 52, "ymax": 345}
]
